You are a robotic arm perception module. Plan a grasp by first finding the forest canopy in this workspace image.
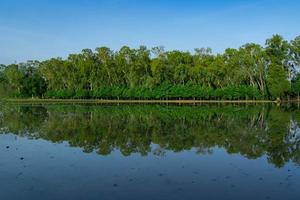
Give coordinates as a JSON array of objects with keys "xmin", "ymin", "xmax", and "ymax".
[{"xmin": 1, "ymin": 34, "xmax": 300, "ymax": 100}]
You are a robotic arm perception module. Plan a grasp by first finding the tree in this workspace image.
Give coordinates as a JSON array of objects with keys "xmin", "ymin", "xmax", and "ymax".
[
  {"xmin": 1, "ymin": 34, "xmax": 300, "ymax": 100},
  {"xmin": 267, "ymin": 63, "xmax": 290, "ymax": 100},
  {"xmin": 21, "ymin": 67, "xmax": 47, "ymax": 98},
  {"xmin": 290, "ymin": 36, "xmax": 300, "ymax": 71},
  {"xmin": 292, "ymin": 74, "xmax": 300, "ymax": 100},
  {"xmin": 266, "ymin": 35, "xmax": 293, "ymax": 78},
  {"xmin": 95, "ymin": 47, "xmax": 116, "ymax": 87},
  {"xmin": 239, "ymin": 43, "xmax": 267, "ymax": 92},
  {"xmin": 3, "ymin": 64, "xmax": 25, "ymax": 96},
  {"xmin": 39, "ymin": 58, "xmax": 66, "ymax": 91}
]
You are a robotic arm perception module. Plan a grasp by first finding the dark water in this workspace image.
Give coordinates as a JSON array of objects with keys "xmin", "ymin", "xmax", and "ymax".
[{"xmin": 1, "ymin": 104, "xmax": 300, "ymax": 200}]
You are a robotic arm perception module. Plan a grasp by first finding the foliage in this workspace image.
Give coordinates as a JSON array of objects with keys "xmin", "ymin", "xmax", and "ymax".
[
  {"xmin": 267, "ymin": 64, "xmax": 290, "ymax": 99},
  {"xmin": 1, "ymin": 34, "xmax": 300, "ymax": 100},
  {"xmin": 292, "ymin": 74, "xmax": 300, "ymax": 98}
]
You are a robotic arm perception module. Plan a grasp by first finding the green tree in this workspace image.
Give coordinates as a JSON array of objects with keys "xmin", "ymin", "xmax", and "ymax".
[
  {"xmin": 267, "ymin": 63, "xmax": 290, "ymax": 99},
  {"xmin": 1, "ymin": 34, "xmax": 300, "ymax": 100},
  {"xmin": 290, "ymin": 36, "xmax": 300, "ymax": 72},
  {"xmin": 3, "ymin": 64, "xmax": 25, "ymax": 96},
  {"xmin": 266, "ymin": 35, "xmax": 293, "ymax": 78},
  {"xmin": 292, "ymin": 74, "xmax": 300, "ymax": 100},
  {"xmin": 21, "ymin": 66, "xmax": 47, "ymax": 98}
]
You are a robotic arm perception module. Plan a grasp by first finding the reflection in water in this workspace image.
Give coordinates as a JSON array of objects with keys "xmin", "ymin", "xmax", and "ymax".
[{"xmin": 1, "ymin": 104, "xmax": 300, "ymax": 168}]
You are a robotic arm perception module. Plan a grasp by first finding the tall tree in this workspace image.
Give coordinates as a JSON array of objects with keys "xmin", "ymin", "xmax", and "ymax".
[
  {"xmin": 21, "ymin": 67, "xmax": 47, "ymax": 98},
  {"xmin": 267, "ymin": 63, "xmax": 290, "ymax": 99},
  {"xmin": 266, "ymin": 35, "xmax": 293, "ymax": 78},
  {"xmin": 3, "ymin": 64, "xmax": 25, "ymax": 95}
]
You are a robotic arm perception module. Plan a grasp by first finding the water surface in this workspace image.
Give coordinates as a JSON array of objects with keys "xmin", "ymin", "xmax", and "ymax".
[{"xmin": 1, "ymin": 104, "xmax": 300, "ymax": 200}]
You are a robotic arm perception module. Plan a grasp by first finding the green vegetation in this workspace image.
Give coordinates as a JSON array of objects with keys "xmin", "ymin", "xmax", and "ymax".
[
  {"xmin": 1, "ymin": 34, "xmax": 300, "ymax": 100},
  {"xmin": 1, "ymin": 104, "xmax": 300, "ymax": 167}
]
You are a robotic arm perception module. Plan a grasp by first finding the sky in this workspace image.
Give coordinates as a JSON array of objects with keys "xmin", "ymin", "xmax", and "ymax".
[{"xmin": 0, "ymin": 0, "xmax": 300, "ymax": 64}]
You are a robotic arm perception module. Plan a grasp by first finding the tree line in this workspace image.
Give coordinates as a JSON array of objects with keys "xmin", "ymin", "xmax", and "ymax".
[{"xmin": 0, "ymin": 34, "xmax": 300, "ymax": 100}]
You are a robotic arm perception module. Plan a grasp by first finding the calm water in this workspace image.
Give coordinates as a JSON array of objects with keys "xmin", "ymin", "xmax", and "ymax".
[{"xmin": 1, "ymin": 104, "xmax": 300, "ymax": 200}]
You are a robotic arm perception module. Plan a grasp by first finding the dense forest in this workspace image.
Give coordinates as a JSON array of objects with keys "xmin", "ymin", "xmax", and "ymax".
[{"xmin": 1, "ymin": 34, "xmax": 300, "ymax": 100}]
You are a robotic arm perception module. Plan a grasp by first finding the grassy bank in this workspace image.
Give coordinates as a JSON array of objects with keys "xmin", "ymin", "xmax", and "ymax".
[{"xmin": 4, "ymin": 98, "xmax": 277, "ymax": 104}]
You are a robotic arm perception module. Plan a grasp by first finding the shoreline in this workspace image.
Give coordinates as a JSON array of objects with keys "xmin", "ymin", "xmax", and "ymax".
[{"xmin": 3, "ymin": 98, "xmax": 280, "ymax": 104}]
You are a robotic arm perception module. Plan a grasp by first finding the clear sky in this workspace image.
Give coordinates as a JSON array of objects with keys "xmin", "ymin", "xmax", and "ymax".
[{"xmin": 0, "ymin": 0, "xmax": 299, "ymax": 64}]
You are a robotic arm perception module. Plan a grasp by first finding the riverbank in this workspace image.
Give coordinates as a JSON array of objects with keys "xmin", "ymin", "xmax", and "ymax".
[{"xmin": 3, "ymin": 98, "xmax": 279, "ymax": 104}]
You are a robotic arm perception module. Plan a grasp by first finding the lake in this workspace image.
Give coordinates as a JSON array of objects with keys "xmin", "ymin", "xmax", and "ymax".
[{"xmin": 0, "ymin": 104, "xmax": 300, "ymax": 200}]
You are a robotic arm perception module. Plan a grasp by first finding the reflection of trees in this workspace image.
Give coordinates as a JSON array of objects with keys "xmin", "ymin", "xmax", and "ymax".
[{"xmin": 1, "ymin": 104, "xmax": 300, "ymax": 167}]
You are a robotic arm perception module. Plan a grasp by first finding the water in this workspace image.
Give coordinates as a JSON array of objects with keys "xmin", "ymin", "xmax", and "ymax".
[{"xmin": 0, "ymin": 104, "xmax": 300, "ymax": 200}]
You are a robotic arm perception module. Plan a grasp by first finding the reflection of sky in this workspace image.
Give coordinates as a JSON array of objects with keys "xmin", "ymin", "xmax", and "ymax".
[
  {"xmin": 0, "ymin": 0, "xmax": 299, "ymax": 64},
  {"xmin": 1, "ymin": 133, "xmax": 300, "ymax": 200}
]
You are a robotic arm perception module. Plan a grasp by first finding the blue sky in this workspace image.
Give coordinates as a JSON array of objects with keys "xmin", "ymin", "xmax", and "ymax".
[{"xmin": 0, "ymin": 0, "xmax": 300, "ymax": 64}]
